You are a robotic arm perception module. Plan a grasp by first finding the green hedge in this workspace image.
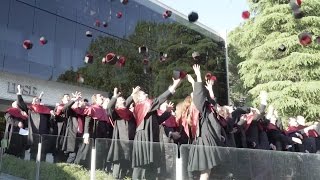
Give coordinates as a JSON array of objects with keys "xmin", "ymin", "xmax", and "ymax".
[{"xmin": 1, "ymin": 154, "xmax": 115, "ymax": 180}]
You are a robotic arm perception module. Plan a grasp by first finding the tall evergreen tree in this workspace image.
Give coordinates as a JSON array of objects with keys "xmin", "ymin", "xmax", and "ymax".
[{"xmin": 228, "ymin": 0, "xmax": 320, "ymax": 121}]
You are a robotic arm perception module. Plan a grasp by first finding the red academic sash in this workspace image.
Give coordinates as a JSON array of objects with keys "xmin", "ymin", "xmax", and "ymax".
[
  {"xmin": 133, "ymin": 99, "xmax": 152, "ymax": 127},
  {"xmin": 84, "ymin": 104, "xmax": 110, "ymax": 123},
  {"xmin": 28, "ymin": 104, "xmax": 51, "ymax": 115},
  {"xmin": 6, "ymin": 107, "xmax": 28, "ymax": 120}
]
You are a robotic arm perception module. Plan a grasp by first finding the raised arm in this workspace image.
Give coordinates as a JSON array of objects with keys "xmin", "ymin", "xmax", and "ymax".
[
  {"xmin": 157, "ymin": 102, "xmax": 174, "ymax": 124},
  {"xmin": 107, "ymin": 88, "xmax": 120, "ymax": 110},
  {"xmin": 149, "ymin": 78, "xmax": 181, "ymax": 112},
  {"xmin": 16, "ymin": 85, "xmax": 28, "ymax": 112},
  {"xmin": 126, "ymin": 86, "xmax": 140, "ymax": 108},
  {"xmin": 191, "ymin": 64, "xmax": 207, "ymax": 112},
  {"xmin": 205, "ymin": 79, "xmax": 217, "ymax": 106}
]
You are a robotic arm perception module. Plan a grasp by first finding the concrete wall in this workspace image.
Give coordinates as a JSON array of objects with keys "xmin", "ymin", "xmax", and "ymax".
[{"xmin": 0, "ymin": 71, "xmax": 109, "ymax": 108}]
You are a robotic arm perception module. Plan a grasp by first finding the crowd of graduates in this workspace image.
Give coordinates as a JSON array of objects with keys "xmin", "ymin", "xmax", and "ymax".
[{"xmin": 2, "ymin": 64, "xmax": 319, "ymax": 180}]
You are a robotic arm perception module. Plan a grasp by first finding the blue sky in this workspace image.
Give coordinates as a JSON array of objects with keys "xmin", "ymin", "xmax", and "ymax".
[{"xmin": 157, "ymin": 0, "xmax": 249, "ymax": 38}]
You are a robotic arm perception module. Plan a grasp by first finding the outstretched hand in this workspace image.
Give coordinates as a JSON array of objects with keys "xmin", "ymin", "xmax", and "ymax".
[
  {"xmin": 17, "ymin": 85, "xmax": 22, "ymax": 94},
  {"xmin": 192, "ymin": 64, "xmax": 201, "ymax": 76},
  {"xmin": 187, "ymin": 74, "xmax": 195, "ymax": 85},
  {"xmin": 71, "ymin": 91, "xmax": 82, "ymax": 101},
  {"xmin": 166, "ymin": 101, "xmax": 174, "ymax": 112},
  {"xmin": 131, "ymin": 86, "xmax": 141, "ymax": 95},
  {"xmin": 113, "ymin": 87, "xmax": 121, "ymax": 97},
  {"xmin": 205, "ymin": 80, "xmax": 214, "ymax": 91}
]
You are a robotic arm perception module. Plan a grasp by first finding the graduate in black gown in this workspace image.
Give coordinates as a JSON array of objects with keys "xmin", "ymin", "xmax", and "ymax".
[
  {"xmin": 55, "ymin": 92, "xmax": 82, "ymax": 163},
  {"xmin": 76, "ymin": 93, "xmax": 113, "ymax": 168},
  {"xmin": 52, "ymin": 93, "xmax": 71, "ymax": 162},
  {"xmin": 16, "ymin": 85, "xmax": 52, "ymax": 161},
  {"xmin": 107, "ymin": 87, "xmax": 139, "ymax": 179},
  {"xmin": 3, "ymin": 101, "xmax": 28, "ymax": 158},
  {"xmin": 265, "ymin": 107, "xmax": 302, "ymax": 151},
  {"xmin": 186, "ymin": 64, "xmax": 224, "ymax": 180},
  {"xmin": 131, "ymin": 78, "xmax": 181, "ymax": 180}
]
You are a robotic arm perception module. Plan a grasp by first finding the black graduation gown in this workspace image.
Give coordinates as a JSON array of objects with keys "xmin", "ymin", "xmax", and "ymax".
[
  {"xmin": 187, "ymin": 82, "xmax": 223, "ymax": 172},
  {"xmin": 17, "ymin": 95, "xmax": 51, "ymax": 145},
  {"xmin": 4, "ymin": 111, "xmax": 28, "ymax": 158},
  {"xmin": 230, "ymin": 107, "xmax": 251, "ymax": 148},
  {"xmin": 107, "ymin": 96, "xmax": 136, "ymax": 163},
  {"xmin": 60, "ymin": 101, "xmax": 80, "ymax": 153},
  {"xmin": 75, "ymin": 105, "xmax": 113, "ymax": 168},
  {"xmin": 132, "ymin": 90, "xmax": 172, "ymax": 168},
  {"xmin": 266, "ymin": 123, "xmax": 293, "ymax": 151}
]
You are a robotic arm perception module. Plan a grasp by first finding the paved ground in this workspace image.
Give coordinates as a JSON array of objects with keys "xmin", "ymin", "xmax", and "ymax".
[{"xmin": 0, "ymin": 173, "xmax": 26, "ymax": 180}]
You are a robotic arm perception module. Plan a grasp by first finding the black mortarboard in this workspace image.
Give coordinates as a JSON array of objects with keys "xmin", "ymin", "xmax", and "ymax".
[
  {"xmin": 188, "ymin": 12, "xmax": 198, "ymax": 22},
  {"xmin": 86, "ymin": 31, "xmax": 93, "ymax": 37},
  {"xmin": 192, "ymin": 51, "xmax": 200, "ymax": 60},
  {"xmin": 139, "ymin": 46, "xmax": 148, "ymax": 54},
  {"xmin": 315, "ymin": 36, "xmax": 320, "ymax": 44},
  {"xmin": 159, "ymin": 52, "xmax": 168, "ymax": 62},
  {"xmin": 102, "ymin": 21, "xmax": 108, "ymax": 27},
  {"xmin": 278, "ymin": 44, "xmax": 286, "ymax": 52}
]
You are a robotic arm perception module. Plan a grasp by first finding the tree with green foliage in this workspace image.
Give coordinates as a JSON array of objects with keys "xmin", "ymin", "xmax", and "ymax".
[
  {"xmin": 58, "ymin": 22, "xmax": 228, "ymax": 104},
  {"xmin": 228, "ymin": 0, "xmax": 320, "ymax": 121}
]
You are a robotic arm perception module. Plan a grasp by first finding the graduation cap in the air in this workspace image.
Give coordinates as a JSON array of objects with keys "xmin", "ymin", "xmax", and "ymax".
[
  {"xmin": 86, "ymin": 31, "xmax": 93, "ymax": 37},
  {"xmin": 299, "ymin": 32, "xmax": 312, "ymax": 46},
  {"xmin": 116, "ymin": 12, "xmax": 123, "ymax": 18},
  {"xmin": 77, "ymin": 74, "xmax": 84, "ymax": 83},
  {"xmin": 102, "ymin": 21, "xmax": 108, "ymax": 27},
  {"xmin": 139, "ymin": 46, "xmax": 148, "ymax": 54},
  {"xmin": 290, "ymin": 0, "xmax": 303, "ymax": 19},
  {"xmin": 278, "ymin": 44, "xmax": 286, "ymax": 52},
  {"xmin": 39, "ymin": 36, "xmax": 47, "ymax": 45},
  {"xmin": 102, "ymin": 52, "xmax": 118, "ymax": 65},
  {"xmin": 315, "ymin": 36, "xmax": 320, "ymax": 44},
  {"xmin": 293, "ymin": 9, "xmax": 304, "ymax": 19},
  {"xmin": 159, "ymin": 52, "xmax": 168, "ymax": 62},
  {"xmin": 242, "ymin": 11, "xmax": 250, "ymax": 19},
  {"xmin": 163, "ymin": 10, "xmax": 172, "ymax": 19},
  {"xmin": 192, "ymin": 51, "xmax": 200, "ymax": 60},
  {"xmin": 205, "ymin": 72, "xmax": 217, "ymax": 81},
  {"xmin": 84, "ymin": 54, "xmax": 94, "ymax": 64},
  {"xmin": 173, "ymin": 70, "xmax": 187, "ymax": 80},
  {"xmin": 143, "ymin": 58, "xmax": 149, "ymax": 65},
  {"xmin": 117, "ymin": 56, "xmax": 126, "ymax": 67},
  {"xmin": 94, "ymin": 20, "xmax": 101, "ymax": 27},
  {"xmin": 120, "ymin": 0, "xmax": 129, "ymax": 5},
  {"xmin": 188, "ymin": 12, "xmax": 198, "ymax": 22},
  {"xmin": 23, "ymin": 40, "xmax": 33, "ymax": 50}
]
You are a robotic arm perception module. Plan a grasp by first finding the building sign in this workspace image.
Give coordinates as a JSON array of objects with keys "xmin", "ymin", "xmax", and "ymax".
[{"xmin": 7, "ymin": 82, "xmax": 38, "ymax": 97}]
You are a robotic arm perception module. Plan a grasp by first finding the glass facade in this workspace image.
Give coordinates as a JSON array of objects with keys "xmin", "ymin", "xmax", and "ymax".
[{"xmin": 0, "ymin": 0, "xmax": 228, "ymax": 105}]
